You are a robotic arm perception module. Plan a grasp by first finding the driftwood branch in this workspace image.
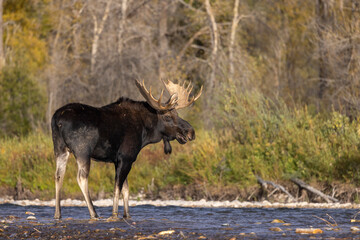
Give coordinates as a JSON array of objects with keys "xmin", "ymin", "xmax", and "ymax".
[
  {"xmin": 291, "ymin": 178, "xmax": 339, "ymax": 203},
  {"xmin": 256, "ymin": 176, "xmax": 295, "ymax": 201}
]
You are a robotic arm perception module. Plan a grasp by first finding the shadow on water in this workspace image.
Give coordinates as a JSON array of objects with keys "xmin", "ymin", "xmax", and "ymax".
[{"xmin": 1, "ymin": 203, "xmax": 360, "ymax": 239}]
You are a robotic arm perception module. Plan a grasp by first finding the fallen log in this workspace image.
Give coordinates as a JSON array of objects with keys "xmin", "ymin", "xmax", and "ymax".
[
  {"xmin": 291, "ymin": 178, "xmax": 339, "ymax": 203},
  {"xmin": 256, "ymin": 176, "xmax": 295, "ymax": 201}
]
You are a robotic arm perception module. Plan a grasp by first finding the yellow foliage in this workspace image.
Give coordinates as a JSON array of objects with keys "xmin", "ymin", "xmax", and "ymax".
[{"xmin": 3, "ymin": 3, "xmax": 49, "ymax": 73}]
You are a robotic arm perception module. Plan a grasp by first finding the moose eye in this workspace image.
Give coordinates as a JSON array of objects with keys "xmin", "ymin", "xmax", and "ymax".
[{"xmin": 164, "ymin": 115, "xmax": 172, "ymax": 122}]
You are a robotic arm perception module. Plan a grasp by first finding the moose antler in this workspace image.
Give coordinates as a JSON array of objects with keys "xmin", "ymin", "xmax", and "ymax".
[
  {"xmin": 135, "ymin": 80, "xmax": 178, "ymax": 111},
  {"xmin": 162, "ymin": 79, "xmax": 203, "ymax": 109}
]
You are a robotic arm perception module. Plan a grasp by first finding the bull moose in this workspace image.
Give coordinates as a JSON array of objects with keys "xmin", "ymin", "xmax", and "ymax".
[{"xmin": 51, "ymin": 79, "xmax": 202, "ymax": 219}]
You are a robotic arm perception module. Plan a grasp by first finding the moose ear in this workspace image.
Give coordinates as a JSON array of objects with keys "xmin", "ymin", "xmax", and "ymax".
[{"xmin": 163, "ymin": 139, "xmax": 172, "ymax": 154}]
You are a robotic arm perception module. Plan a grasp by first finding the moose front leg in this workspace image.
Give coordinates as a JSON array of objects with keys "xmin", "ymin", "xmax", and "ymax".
[{"xmin": 110, "ymin": 159, "xmax": 133, "ymax": 219}]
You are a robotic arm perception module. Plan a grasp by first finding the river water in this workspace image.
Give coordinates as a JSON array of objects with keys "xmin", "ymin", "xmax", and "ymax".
[{"xmin": 1, "ymin": 203, "xmax": 360, "ymax": 239}]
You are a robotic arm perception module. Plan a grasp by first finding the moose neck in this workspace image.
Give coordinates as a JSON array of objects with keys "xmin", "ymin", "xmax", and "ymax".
[
  {"xmin": 138, "ymin": 101, "xmax": 163, "ymax": 148},
  {"xmin": 104, "ymin": 98, "xmax": 163, "ymax": 149}
]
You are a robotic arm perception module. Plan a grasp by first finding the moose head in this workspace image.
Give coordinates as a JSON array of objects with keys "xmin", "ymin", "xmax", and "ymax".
[{"xmin": 135, "ymin": 79, "xmax": 203, "ymax": 154}]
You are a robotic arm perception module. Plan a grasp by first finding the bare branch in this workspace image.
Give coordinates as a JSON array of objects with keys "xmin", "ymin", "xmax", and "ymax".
[
  {"xmin": 177, "ymin": 0, "xmax": 204, "ymax": 14},
  {"xmin": 126, "ymin": 0, "xmax": 152, "ymax": 18},
  {"xmin": 177, "ymin": 26, "xmax": 209, "ymax": 66}
]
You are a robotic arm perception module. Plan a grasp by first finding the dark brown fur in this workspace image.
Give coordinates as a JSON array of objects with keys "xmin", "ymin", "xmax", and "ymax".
[{"xmin": 51, "ymin": 97, "xmax": 195, "ymax": 219}]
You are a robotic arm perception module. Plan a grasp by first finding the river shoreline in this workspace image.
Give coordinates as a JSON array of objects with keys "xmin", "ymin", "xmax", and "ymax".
[
  {"xmin": 2, "ymin": 198, "xmax": 360, "ymax": 239},
  {"xmin": 1, "ymin": 196, "xmax": 360, "ymax": 209}
]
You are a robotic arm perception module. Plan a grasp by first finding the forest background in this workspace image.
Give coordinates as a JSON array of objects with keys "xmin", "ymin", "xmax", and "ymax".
[{"xmin": 1, "ymin": 0, "xmax": 360, "ymax": 202}]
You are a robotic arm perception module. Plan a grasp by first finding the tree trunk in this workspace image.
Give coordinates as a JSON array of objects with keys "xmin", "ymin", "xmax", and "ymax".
[
  {"xmin": 229, "ymin": 0, "xmax": 240, "ymax": 83},
  {"xmin": 118, "ymin": 0, "xmax": 128, "ymax": 55},
  {"xmin": 347, "ymin": 0, "xmax": 360, "ymax": 81},
  {"xmin": 316, "ymin": 0, "xmax": 333, "ymax": 99},
  {"xmin": 0, "ymin": 0, "xmax": 4, "ymax": 70},
  {"xmin": 205, "ymin": 0, "xmax": 219, "ymax": 90},
  {"xmin": 91, "ymin": 0, "xmax": 112, "ymax": 75},
  {"xmin": 158, "ymin": 0, "xmax": 169, "ymax": 80}
]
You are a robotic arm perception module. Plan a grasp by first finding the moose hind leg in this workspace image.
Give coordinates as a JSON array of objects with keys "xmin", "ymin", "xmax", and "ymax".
[
  {"xmin": 76, "ymin": 158, "xmax": 98, "ymax": 219},
  {"xmin": 54, "ymin": 150, "xmax": 70, "ymax": 219},
  {"xmin": 122, "ymin": 178, "xmax": 130, "ymax": 219}
]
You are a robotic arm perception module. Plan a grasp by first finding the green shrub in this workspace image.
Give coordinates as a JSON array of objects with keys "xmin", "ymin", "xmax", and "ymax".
[
  {"xmin": 216, "ymin": 84, "xmax": 360, "ymax": 183},
  {"xmin": 0, "ymin": 66, "xmax": 46, "ymax": 137}
]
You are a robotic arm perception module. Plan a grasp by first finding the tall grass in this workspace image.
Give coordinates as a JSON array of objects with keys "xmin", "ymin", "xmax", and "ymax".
[{"xmin": 1, "ymin": 91, "xmax": 360, "ymax": 200}]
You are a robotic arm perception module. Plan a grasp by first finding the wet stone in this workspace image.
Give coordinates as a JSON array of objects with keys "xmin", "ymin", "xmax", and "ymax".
[
  {"xmin": 269, "ymin": 227, "xmax": 282, "ymax": 232},
  {"xmin": 295, "ymin": 228, "xmax": 323, "ymax": 234},
  {"xmin": 271, "ymin": 219, "xmax": 285, "ymax": 223}
]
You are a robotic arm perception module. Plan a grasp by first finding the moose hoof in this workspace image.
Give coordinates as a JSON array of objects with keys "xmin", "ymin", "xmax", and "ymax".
[
  {"xmin": 107, "ymin": 214, "xmax": 120, "ymax": 221},
  {"xmin": 89, "ymin": 214, "xmax": 100, "ymax": 220},
  {"xmin": 123, "ymin": 214, "xmax": 131, "ymax": 219}
]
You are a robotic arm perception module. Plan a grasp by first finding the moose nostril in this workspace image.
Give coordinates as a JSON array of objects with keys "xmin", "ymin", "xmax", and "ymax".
[{"xmin": 188, "ymin": 132, "xmax": 195, "ymax": 141}]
